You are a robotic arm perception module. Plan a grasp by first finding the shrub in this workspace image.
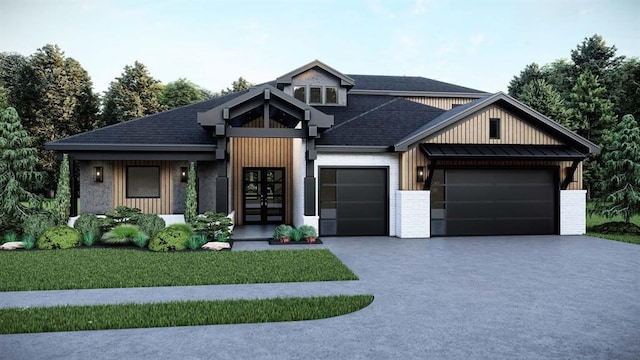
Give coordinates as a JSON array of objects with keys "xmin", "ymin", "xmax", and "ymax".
[
  {"xmin": 148, "ymin": 225, "xmax": 191, "ymax": 252},
  {"xmin": 298, "ymin": 225, "xmax": 318, "ymax": 240},
  {"xmin": 590, "ymin": 221, "xmax": 640, "ymax": 235},
  {"xmin": 22, "ymin": 213, "xmax": 55, "ymax": 239},
  {"xmin": 273, "ymin": 225, "xmax": 293, "ymax": 241},
  {"xmin": 102, "ymin": 224, "xmax": 144, "ymax": 245},
  {"xmin": 184, "ymin": 162, "xmax": 197, "ymax": 224},
  {"xmin": 82, "ymin": 232, "xmax": 97, "ymax": 247},
  {"xmin": 132, "ymin": 233, "xmax": 150, "ymax": 248},
  {"xmin": 74, "ymin": 214, "xmax": 104, "ymax": 241},
  {"xmin": 137, "ymin": 214, "xmax": 166, "ymax": 238},
  {"xmin": 22, "ymin": 234, "xmax": 36, "ymax": 250},
  {"xmin": 215, "ymin": 232, "xmax": 229, "ymax": 243},
  {"xmin": 187, "ymin": 233, "xmax": 208, "ymax": 250},
  {"xmin": 3, "ymin": 231, "xmax": 18, "ymax": 244},
  {"xmin": 102, "ymin": 206, "xmax": 142, "ymax": 232},
  {"xmin": 52, "ymin": 154, "xmax": 70, "ymax": 226},
  {"xmin": 36, "ymin": 225, "xmax": 81, "ymax": 250},
  {"xmin": 190, "ymin": 211, "xmax": 232, "ymax": 240},
  {"xmin": 291, "ymin": 228, "xmax": 303, "ymax": 242}
]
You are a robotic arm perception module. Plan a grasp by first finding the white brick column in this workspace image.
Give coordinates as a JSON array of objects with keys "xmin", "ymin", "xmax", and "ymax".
[
  {"xmin": 560, "ymin": 190, "xmax": 586, "ymax": 235},
  {"xmin": 396, "ymin": 190, "xmax": 430, "ymax": 238}
]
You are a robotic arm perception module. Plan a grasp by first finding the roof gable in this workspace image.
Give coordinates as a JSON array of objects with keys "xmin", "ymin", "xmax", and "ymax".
[
  {"xmin": 394, "ymin": 92, "xmax": 600, "ymax": 154},
  {"xmin": 276, "ymin": 60, "xmax": 355, "ymax": 89}
]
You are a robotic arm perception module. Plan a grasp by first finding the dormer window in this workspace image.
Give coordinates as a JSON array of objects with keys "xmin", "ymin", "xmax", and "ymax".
[
  {"xmin": 325, "ymin": 87, "xmax": 338, "ymax": 104},
  {"xmin": 310, "ymin": 87, "xmax": 322, "ymax": 104},
  {"xmin": 293, "ymin": 86, "xmax": 306, "ymax": 102}
]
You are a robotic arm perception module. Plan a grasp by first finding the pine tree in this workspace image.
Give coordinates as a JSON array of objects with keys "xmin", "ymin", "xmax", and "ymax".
[
  {"xmin": 102, "ymin": 61, "xmax": 163, "ymax": 126},
  {"xmin": 508, "ymin": 63, "xmax": 543, "ymax": 99},
  {"xmin": 594, "ymin": 114, "xmax": 640, "ymax": 223},
  {"xmin": 52, "ymin": 153, "xmax": 70, "ymax": 226},
  {"xmin": 0, "ymin": 107, "xmax": 43, "ymax": 232},
  {"xmin": 184, "ymin": 162, "xmax": 197, "ymax": 224},
  {"xmin": 518, "ymin": 79, "xmax": 569, "ymax": 127}
]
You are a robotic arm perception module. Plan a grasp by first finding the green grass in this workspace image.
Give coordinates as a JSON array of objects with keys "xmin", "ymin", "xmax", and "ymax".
[
  {"xmin": 586, "ymin": 202, "xmax": 640, "ymax": 244},
  {"xmin": 0, "ymin": 249, "xmax": 358, "ymax": 291},
  {"xmin": 0, "ymin": 295, "xmax": 374, "ymax": 334}
]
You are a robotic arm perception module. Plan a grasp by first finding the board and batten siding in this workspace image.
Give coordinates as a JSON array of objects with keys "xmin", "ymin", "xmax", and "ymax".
[
  {"xmin": 231, "ymin": 137, "xmax": 294, "ymax": 225},
  {"xmin": 426, "ymin": 105, "xmax": 561, "ymax": 145},
  {"xmin": 399, "ymin": 104, "xmax": 581, "ymax": 191},
  {"xmin": 405, "ymin": 97, "xmax": 477, "ymax": 110},
  {"xmin": 112, "ymin": 160, "xmax": 173, "ymax": 214},
  {"xmin": 400, "ymin": 150, "xmax": 583, "ymax": 191}
]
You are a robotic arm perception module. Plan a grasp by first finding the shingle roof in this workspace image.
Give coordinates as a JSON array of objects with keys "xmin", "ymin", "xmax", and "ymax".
[
  {"xmin": 316, "ymin": 96, "xmax": 445, "ymax": 147},
  {"xmin": 346, "ymin": 74, "xmax": 486, "ymax": 93},
  {"xmin": 48, "ymin": 92, "xmax": 246, "ymax": 147}
]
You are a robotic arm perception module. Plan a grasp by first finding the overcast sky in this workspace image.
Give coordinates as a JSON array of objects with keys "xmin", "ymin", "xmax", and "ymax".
[{"xmin": 1, "ymin": 0, "xmax": 638, "ymax": 94}]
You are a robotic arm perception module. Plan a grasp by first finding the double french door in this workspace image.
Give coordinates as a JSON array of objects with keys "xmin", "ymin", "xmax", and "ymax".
[{"xmin": 243, "ymin": 168, "xmax": 285, "ymax": 224}]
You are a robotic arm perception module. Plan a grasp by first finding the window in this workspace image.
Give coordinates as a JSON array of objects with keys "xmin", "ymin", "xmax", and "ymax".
[
  {"xmin": 451, "ymin": 103, "xmax": 462, "ymax": 109},
  {"xmin": 293, "ymin": 86, "xmax": 306, "ymax": 102},
  {"xmin": 127, "ymin": 166, "xmax": 160, "ymax": 198},
  {"xmin": 309, "ymin": 87, "xmax": 322, "ymax": 103},
  {"xmin": 325, "ymin": 87, "xmax": 338, "ymax": 104},
  {"xmin": 489, "ymin": 118, "xmax": 501, "ymax": 139}
]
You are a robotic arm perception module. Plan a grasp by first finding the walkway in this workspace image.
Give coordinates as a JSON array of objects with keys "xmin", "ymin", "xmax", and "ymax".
[{"xmin": 1, "ymin": 236, "xmax": 639, "ymax": 360}]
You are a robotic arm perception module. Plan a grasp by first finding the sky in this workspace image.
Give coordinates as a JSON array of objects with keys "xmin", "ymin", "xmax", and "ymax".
[{"xmin": 1, "ymin": 0, "xmax": 639, "ymax": 94}]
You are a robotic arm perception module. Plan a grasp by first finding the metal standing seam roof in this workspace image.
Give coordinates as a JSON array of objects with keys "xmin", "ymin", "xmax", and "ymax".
[{"xmin": 420, "ymin": 143, "xmax": 586, "ymax": 160}]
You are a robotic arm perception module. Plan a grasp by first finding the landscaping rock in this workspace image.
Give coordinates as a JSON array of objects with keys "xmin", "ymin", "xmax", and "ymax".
[
  {"xmin": 0, "ymin": 241, "xmax": 24, "ymax": 250},
  {"xmin": 201, "ymin": 242, "xmax": 231, "ymax": 251}
]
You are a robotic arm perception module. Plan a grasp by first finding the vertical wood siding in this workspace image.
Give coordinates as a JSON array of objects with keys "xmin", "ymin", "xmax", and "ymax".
[
  {"xmin": 231, "ymin": 138, "xmax": 293, "ymax": 225},
  {"xmin": 426, "ymin": 105, "xmax": 561, "ymax": 144},
  {"xmin": 112, "ymin": 160, "xmax": 173, "ymax": 214},
  {"xmin": 400, "ymin": 148, "xmax": 583, "ymax": 191},
  {"xmin": 405, "ymin": 97, "xmax": 477, "ymax": 110}
]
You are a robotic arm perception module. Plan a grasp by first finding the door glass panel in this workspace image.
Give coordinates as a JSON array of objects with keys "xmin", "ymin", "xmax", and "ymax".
[{"xmin": 243, "ymin": 168, "xmax": 285, "ymax": 224}]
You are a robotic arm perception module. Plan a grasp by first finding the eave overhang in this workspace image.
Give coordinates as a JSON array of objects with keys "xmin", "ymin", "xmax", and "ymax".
[{"xmin": 420, "ymin": 143, "xmax": 586, "ymax": 161}]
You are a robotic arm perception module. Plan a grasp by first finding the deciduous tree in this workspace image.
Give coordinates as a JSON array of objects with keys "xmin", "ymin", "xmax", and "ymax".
[
  {"xmin": 159, "ymin": 78, "xmax": 204, "ymax": 109},
  {"xmin": 220, "ymin": 76, "xmax": 252, "ymax": 95}
]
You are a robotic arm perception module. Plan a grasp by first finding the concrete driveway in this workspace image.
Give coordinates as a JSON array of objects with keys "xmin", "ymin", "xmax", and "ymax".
[{"xmin": 1, "ymin": 235, "xmax": 639, "ymax": 359}]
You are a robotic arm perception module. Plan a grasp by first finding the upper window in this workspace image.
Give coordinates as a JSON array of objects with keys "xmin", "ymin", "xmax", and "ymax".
[
  {"xmin": 309, "ymin": 87, "xmax": 322, "ymax": 104},
  {"xmin": 325, "ymin": 87, "xmax": 338, "ymax": 104},
  {"xmin": 293, "ymin": 86, "xmax": 306, "ymax": 102},
  {"xmin": 127, "ymin": 166, "xmax": 160, "ymax": 198},
  {"xmin": 451, "ymin": 103, "xmax": 462, "ymax": 109},
  {"xmin": 489, "ymin": 118, "xmax": 501, "ymax": 139}
]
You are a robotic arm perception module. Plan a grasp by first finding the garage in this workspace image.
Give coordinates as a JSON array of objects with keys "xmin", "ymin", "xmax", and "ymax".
[
  {"xmin": 430, "ymin": 168, "xmax": 558, "ymax": 236},
  {"xmin": 319, "ymin": 168, "xmax": 388, "ymax": 236}
]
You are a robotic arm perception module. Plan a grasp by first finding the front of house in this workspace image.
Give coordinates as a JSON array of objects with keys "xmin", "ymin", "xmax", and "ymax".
[{"xmin": 46, "ymin": 60, "xmax": 598, "ymax": 238}]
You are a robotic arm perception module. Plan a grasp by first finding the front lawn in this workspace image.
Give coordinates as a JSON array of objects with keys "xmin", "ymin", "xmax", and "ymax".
[
  {"xmin": 0, "ymin": 249, "xmax": 358, "ymax": 291},
  {"xmin": 586, "ymin": 204, "xmax": 640, "ymax": 245},
  {"xmin": 0, "ymin": 295, "xmax": 374, "ymax": 334}
]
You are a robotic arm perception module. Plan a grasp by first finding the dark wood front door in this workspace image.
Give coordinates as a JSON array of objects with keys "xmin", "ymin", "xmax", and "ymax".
[{"xmin": 243, "ymin": 168, "xmax": 285, "ymax": 224}]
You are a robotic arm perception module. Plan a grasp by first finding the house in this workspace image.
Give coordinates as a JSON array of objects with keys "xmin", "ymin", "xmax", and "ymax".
[{"xmin": 46, "ymin": 60, "xmax": 598, "ymax": 238}]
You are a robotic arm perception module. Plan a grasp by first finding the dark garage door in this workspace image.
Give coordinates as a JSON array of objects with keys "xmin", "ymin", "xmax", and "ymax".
[
  {"xmin": 431, "ymin": 169, "xmax": 557, "ymax": 236},
  {"xmin": 319, "ymin": 168, "xmax": 388, "ymax": 236}
]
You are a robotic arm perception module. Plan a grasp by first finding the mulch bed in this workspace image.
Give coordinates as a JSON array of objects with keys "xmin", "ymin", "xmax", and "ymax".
[{"xmin": 268, "ymin": 239, "xmax": 323, "ymax": 245}]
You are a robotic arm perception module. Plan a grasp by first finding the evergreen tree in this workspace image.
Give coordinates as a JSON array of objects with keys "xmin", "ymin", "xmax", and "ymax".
[
  {"xmin": 102, "ymin": 61, "xmax": 163, "ymax": 126},
  {"xmin": 184, "ymin": 162, "xmax": 197, "ymax": 224},
  {"xmin": 159, "ymin": 78, "xmax": 204, "ymax": 109},
  {"xmin": 518, "ymin": 79, "xmax": 569, "ymax": 127},
  {"xmin": 508, "ymin": 63, "xmax": 543, "ymax": 99},
  {"xmin": 594, "ymin": 114, "xmax": 640, "ymax": 223},
  {"xmin": 571, "ymin": 34, "xmax": 624, "ymax": 83},
  {"xmin": 52, "ymin": 153, "xmax": 71, "ymax": 226},
  {"xmin": 609, "ymin": 57, "xmax": 640, "ymax": 120},
  {"xmin": 0, "ymin": 107, "xmax": 43, "ymax": 232},
  {"xmin": 0, "ymin": 86, "xmax": 9, "ymax": 112},
  {"xmin": 64, "ymin": 58, "xmax": 100, "ymax": 133},
  {"xmin": 541, "ymin": 59, "xmax": 574, "ymax": 102}
]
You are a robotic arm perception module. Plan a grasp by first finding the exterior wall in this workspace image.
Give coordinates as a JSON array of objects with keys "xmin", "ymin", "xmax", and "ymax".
[
  {"xmin": 560, "ymin": 190, "xmax": 586, "ymax": 235},
  {"xmin": 396, "ymin": 190, "xmax": 430, "ymax": 238},
  {"xmin": 400, "ymin": 148, "xmax": 583, "ymax": 191},
  {"xmin": 405, "ymin": 96, "xmax": 477, "ymax": 110},
  {"xmin": 292, "ymin": 139, "xmax": 315, "ymax": 228},
  {"xmin": 315, "ymin": 153, "xmax": 400, "ymax": 236},
  {"xmin": 196, "ymin": 161, "xmax": 217, "ymax": 213},
  {"xmin": 79, "ymin": 160, "xmax": 113, "ymax": 214},
  {"xmin": 231, "ymin": 137, "xmax": 294, "ymax": 225},
  {"xmin": 283, "ymin": 68, "xmax": 348, "ymax": 106},
  {"xmin": 172, "ymin": 161, "xmax": 188, "ymax": 214},
  {"xmin": 112, "ymin": 160, "xmax": 173, "ymax": 214},
  {"xmin": 427, "ymin": 105, "xmax": 561, "ymax": 144}
]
